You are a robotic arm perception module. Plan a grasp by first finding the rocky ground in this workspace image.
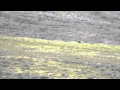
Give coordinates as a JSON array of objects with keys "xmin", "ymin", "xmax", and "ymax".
[{"xmin": 0, "ymin": 11, "xmax": 120, "ymax": 45}]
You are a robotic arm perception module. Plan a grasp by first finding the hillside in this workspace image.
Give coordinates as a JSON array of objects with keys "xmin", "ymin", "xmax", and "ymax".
[
  {"xmin": 0, "ymin": 35, "xmax": 120, "ymax": 79},
  {"xmin": 0, "ymin": 11, "xmax": 120, "ymax": 45},
  {"xmin": 0, "ymin": 11, "xmax": 120, "ymax": 79}
]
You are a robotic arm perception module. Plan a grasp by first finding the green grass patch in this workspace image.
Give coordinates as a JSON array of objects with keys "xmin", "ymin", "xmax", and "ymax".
[{"xmin": 0, "ymin": 35, "xmax": 120, "ymax": 79}]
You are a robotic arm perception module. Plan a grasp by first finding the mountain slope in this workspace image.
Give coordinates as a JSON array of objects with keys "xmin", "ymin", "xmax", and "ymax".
[
  {"xmin": 0, "ymin": 11, "xmax": 120, "ymax": 45},
  {"xmin": 0, "ymin": 11, "xmax": 120, "ymax": 79}
]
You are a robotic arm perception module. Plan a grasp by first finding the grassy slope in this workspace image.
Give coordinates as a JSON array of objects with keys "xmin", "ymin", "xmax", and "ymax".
[{"xmin": 0, "ymin": 35, "xmax": 120, "ymax": 79}]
